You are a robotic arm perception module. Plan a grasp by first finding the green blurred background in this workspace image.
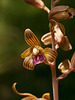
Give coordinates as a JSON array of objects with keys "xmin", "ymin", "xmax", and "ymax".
[{"xmin": 0, "ymin": 0, "xmax": 75, "ymax": 100}]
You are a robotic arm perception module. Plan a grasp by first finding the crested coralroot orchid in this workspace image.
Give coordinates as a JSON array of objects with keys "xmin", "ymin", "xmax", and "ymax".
[
  {"xmin": 41, "ymin": 19, "xmax": 72, "ymax": 51},
  {"xmin": 12, "ymin": 0, "xmax": 75, "ymax": 100},
  {"xmin": 21, "ymin": 29, "xmax": 57, "ymax": 70},
  {"xmin": 12, "ymin": 83, "xmax": 50, "ymax": 100},
  {"xmin": 48, "ymin": 5, "xmax": 75, "ymax": 21}
]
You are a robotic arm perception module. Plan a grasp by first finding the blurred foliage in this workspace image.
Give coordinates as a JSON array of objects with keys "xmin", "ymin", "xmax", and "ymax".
[{"xmin": 0, "ymin": 0, "xmax": 75, "ymax": 100}]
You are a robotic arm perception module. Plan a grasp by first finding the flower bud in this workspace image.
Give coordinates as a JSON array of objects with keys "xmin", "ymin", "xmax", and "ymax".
[
  {"xmin": 24, "ymin": 0, "xmax": 45, "ymax": 9},
  {"xmin": 48, "ymin": 6, "xmax": 75, "ymax": 21},
  {"xmin": 58, "ymin": 59, "xmax": 71, "ymax": 73}
]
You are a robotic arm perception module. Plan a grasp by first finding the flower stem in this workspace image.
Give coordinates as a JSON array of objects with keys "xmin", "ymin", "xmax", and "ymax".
[
  {"xmin": 51, "ymin": 62, "xmax": 59, "ymax": 100},
  {"xmin": 50, "ymin": 30, "xmax": 59, "ymax": 100},
  {"xmin": 51, "ymin": 0, "xmax": 54, "ymax": 9},
  {"xmin": 50, "ymin": 0, "xmax": 59, "ymax": 100}
]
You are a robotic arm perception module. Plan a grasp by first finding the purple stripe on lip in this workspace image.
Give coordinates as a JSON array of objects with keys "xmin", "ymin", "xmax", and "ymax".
[{"xmin": 33, "ymin": 55, "xmax": 45, "ymax": 65}]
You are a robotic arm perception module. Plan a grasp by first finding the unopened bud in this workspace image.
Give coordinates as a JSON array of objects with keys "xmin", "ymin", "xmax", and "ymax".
[
  {"xmin": 58, "ymin": 59, "xmax": 71, "ymax": 73},
  {"xmin": 48, "ymin": 6, "xmax": 75, "ymax": 21},
  {"xmin": 24, "ymin": 0, "xmax": 45, "ymax": 9}
]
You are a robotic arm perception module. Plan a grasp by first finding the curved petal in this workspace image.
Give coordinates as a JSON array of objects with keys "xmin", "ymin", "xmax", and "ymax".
[
  {"xmin": 25, "ymin": 29, "xmax": 41, "ymax": 47},
  {"xmin": 41, "ymin": 32, "xmax": 52, "ymax": 45},
  {"xmin": 21, "ymin": 47, "xmax": 33, "ymax": 58},
  {"xmin": 58, "ymin": 59, "xmax": 71, "ymax": 73},
  {"xmin": 44, "ymin": 48, "xmax": 57, "ymax": 62},
  {"xmin": 60, "ymin": 36, "xmax": 72, "ymax": 51},
  {"xmin": 23, "ymin": 55, "xmax": 34, "ymax": 70},
  {"xmin": 12, "ymin": 83, "xmax": 36, "ymax": 97},
  {"xmin": 42, "ymin": 93, "xmax": 50, "ymax": 100}
]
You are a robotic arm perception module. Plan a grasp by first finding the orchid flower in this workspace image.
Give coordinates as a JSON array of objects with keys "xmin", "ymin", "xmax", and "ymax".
[
  {"xmin": 41, "ymin": 19, "xmax": 72, "ymax": 51},
  {"xmin": 12, "ymin": 83, "xmax": 50, "ymax": 100},
  {"xmin": 21, "ymin": 29, "xmax": 57, "ymax": 70},
  {"xmin": 48, "ymin": 5, "xmax": 75, "ymax": 21}
]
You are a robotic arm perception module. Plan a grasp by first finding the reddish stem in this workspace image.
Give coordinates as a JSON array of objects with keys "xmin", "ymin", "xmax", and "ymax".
[
  {"xmin": 51, "ymin": 0, "xmax": 54, "ymax": 9},
  {"xmin": 50, "ymin": 0, "xmax": 59, "ymax": 100},
  {"xmin": 50, "ymin": 31, "xmax": 59, "ymax": 100},
  {"xmin": 51, "ymin": 64, "xmax": 59, "ymax": 100}
]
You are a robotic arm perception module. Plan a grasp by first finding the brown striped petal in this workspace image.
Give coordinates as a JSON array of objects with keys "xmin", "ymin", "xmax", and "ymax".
[
  {"xmin": 71, "ymin": 52, "xmax": 75, "ymax": 70},
  {"xmin": 60, "ymin": 36, "xmax": 72, "ymax": 51},
  {"xmin": 42, "ymin": 93, "xmax": 50, "ymax": 100},
  {"xmin": 21, "ymin": 47, "xmax": 32, "ymax": 58},
  {"xmin": 58, "ymin": 59, "xmax": 71, "ymax": 73},
  {"xmin": 44, "ymin": 48, "xmax": 57, "ymax": 62},
  {"xmin": 23, "ymin": 55, "xmax": 34, "ymax": 70},
  {"xmin": 25, "ymin": 29, "xmax": 41, "ymax": 47}
]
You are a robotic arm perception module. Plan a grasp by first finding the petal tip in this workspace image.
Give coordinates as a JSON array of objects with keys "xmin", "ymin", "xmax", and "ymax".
[
  {"xmin": 21, "ymin": 54, "xmax": 25, "ymax": 58},
  {"xmin": 42, "ymin": 93, "xmax": 50, "ymax": 100},
  {"xmin": 25, "ymin": 28, "xmax": 31, "ymax": 34}
]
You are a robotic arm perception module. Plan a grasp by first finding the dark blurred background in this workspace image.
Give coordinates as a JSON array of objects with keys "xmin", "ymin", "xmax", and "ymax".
[{"xmin": 0, "ymin": 0, "xmax": 75, "ymax": 100}]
